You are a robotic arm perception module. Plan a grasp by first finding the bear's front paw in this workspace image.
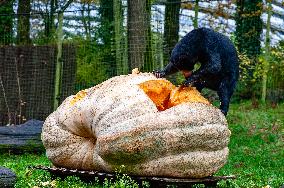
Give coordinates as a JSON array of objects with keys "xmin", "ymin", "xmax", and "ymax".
[
  {"xmin": 153, "ymin": 70, "xmax": 166, "ymax": 78},
  {"xmin": 183, "ymin": 79, "xmax": 193, "ymax": 87}
]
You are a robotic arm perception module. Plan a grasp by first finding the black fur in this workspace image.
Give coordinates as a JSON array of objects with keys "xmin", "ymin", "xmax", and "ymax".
[{"xmin": 154, "ymin": 28, "xmax": 239, "ymax": 115}]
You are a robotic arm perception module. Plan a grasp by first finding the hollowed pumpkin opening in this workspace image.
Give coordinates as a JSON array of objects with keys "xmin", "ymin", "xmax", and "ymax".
[{"xmin": 139, "ymin": 80, "xmax": 210, "ymax": 111}]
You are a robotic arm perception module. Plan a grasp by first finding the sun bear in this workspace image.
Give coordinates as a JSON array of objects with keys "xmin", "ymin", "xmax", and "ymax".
[{"xmin": 154, "ymin": 27, "xmax": 239, "ymax": 115}]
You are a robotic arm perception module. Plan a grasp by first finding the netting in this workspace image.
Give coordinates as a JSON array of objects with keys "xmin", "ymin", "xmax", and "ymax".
[
  {"xmin": 0, "ymin": 45, "xmax": 76, "ymax": 125},
  {"xmin": 0, "ymin": 0, "xmax": 283, "ymax": 125}
]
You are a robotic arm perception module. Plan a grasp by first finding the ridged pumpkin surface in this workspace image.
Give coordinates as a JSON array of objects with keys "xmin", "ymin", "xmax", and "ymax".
[{"xmin": 42, "ymin": 72, "xmax": 230, "ymax": 178}]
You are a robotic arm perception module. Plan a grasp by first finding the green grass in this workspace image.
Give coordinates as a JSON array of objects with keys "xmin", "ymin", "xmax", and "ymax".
[
  {"xmin": 0, "ymin": 101, "xmax": 283, "ymax": 188},
  {"xmin": 217, "ymin": 101, "xmax": 284, "ymax": 188},
  {"xmin": 0, "ymin": 153, "xmax": 140, "ymax": 188}
]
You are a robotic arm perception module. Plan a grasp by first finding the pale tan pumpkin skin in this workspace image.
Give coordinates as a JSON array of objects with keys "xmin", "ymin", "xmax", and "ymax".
[{"xmin": 41, "ymin": 72, "xmax": 230, "ymax": 178}]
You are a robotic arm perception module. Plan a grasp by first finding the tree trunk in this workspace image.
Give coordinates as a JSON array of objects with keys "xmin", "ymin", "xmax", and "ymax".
[
  {"xmin": 114, "ymin": 0, "xmax": 128, "ymax": 75},
  {"xmin": 99, "ymin": 0, "xmax": 116, "ymax": 77},
  {"xmin": 127, "ymin": 0, "xmax": 147, "ymax": 70},
  {"xmin": 163, "ymin": 0, "xmax": 181, "ymax": 64},
  {"xmin": 0, "ymin": 1, "xmax": 14, "ymax": 45},
  {"xmin": 142, "ymin": 0, "xmax": 154, "ymax": 72},
  {"xmin": 261, "ymin": 0, "xmax": 272, "ymax": 103},
  {"xmin": 54, "ymin": 12, "xmax": 64, "ymax": 110},
  {"xmin": 163, "ymin": 0, "xmax": 181, "ymax": 83},
  {"xmin": 235, "ymin": 0, "xmax": 263, "ymax": 59},
  {"xmin": 53, "ymin": 0, "xmax": 73, "ymax": 110},
  {"xmin": 17, "ymin": 0, "xmax": 31, "ymax": 44},
  {"xmin": 235, "ymin": 0, "xmax": 263, "ymax": 98},
  {"xmin": 193, "ymin": 0, "xmax": 199, "ymax": 28},
  {"xmin": 44, "ymin": 0, "xmax": 56, "ymax": 42},
  {"xmin": 81, "ymin": 2, "xmax": 91, "ymax": 40}
]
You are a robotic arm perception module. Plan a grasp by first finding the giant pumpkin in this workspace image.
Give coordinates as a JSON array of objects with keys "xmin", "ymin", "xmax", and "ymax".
[{"xmin": 41, "ymin": 71, "xmax": 230, "ymax": 178}]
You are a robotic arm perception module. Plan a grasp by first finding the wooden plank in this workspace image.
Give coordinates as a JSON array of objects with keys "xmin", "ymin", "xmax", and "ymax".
[{"xmin": 31, "ymin": 165, "xmax": 236, "ymax": 187}]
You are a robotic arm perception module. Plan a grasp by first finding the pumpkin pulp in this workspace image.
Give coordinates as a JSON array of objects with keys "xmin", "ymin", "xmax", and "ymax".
[{"xmin": 138, "ymin": 80, "xmax": 210, "ymax": 111}]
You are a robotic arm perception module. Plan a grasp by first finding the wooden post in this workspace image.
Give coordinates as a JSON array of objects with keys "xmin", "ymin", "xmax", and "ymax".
[{"xmin": 53, "ymin": 12, "xmax": 64, "ymax": 110}]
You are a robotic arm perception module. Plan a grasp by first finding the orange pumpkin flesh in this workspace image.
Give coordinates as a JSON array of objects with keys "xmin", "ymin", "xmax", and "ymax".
[
  {"xmin": 139, "ymin": 80, "xmax": 210, "ymax": 111},
  {"xmin": 168, "ymin": 86, "xmax": 211, "ymax": 108},
  {"xmin": 138, "ymin": 80, "xmax": 175, "ymax": 111}
]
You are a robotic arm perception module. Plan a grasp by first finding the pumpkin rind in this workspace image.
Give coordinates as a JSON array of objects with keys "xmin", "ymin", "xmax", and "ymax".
[{"xmin": 41, "ymin": 72, "xmax": 230, "ymax": 178}]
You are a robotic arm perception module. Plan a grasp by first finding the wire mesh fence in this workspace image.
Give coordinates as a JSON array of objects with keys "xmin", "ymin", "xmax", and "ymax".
[
  {"xmin": 0, "ymin": 44, "xmax": 76, "ymax": 125},
  {"xmin": 0, "ymin": 0, "xmax": 283, "ymax": 125}
]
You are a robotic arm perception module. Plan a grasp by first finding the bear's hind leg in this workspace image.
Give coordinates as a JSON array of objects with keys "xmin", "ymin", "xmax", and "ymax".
[{"xmin": 217, "ymin": 77, "xmax": 236, "ymax": 116}]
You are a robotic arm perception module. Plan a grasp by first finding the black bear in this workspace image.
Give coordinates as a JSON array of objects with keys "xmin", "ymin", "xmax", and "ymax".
[{"xmin": 154, "ymin": 27, "xmax": 239, "ymax": 116}]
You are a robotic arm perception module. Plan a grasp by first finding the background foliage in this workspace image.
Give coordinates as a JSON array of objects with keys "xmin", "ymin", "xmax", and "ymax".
[{"xmin": 0, "ymin": 0, "xmax": 283, "ymax": 118}]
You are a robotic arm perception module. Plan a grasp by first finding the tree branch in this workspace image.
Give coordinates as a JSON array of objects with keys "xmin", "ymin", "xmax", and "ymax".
[{"xmin": 59, "ymin": 0, "xmax": 73, "ymax": 13}]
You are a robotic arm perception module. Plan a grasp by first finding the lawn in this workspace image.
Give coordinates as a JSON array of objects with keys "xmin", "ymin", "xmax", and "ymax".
[
  {"xmin": 217, "ymin": 101, "xmax": 284, "ymax": 188},
  {"xmin": 0, "ymin": 101, "xmax": 283, "ymax": 188}
]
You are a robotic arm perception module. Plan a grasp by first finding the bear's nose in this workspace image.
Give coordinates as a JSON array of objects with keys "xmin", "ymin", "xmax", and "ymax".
[{"xmin": 182, "ymin": 70, "xmax": 192, "ymax": 78}]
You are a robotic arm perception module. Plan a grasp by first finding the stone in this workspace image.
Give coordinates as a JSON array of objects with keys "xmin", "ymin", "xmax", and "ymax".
[
  {"xmin": 0, "ymin": 167, "xmax": 17, "ymax": 188},
  {"xmin": 0, "ymin": 120, "xmax": 44, "ymax": 154}
]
